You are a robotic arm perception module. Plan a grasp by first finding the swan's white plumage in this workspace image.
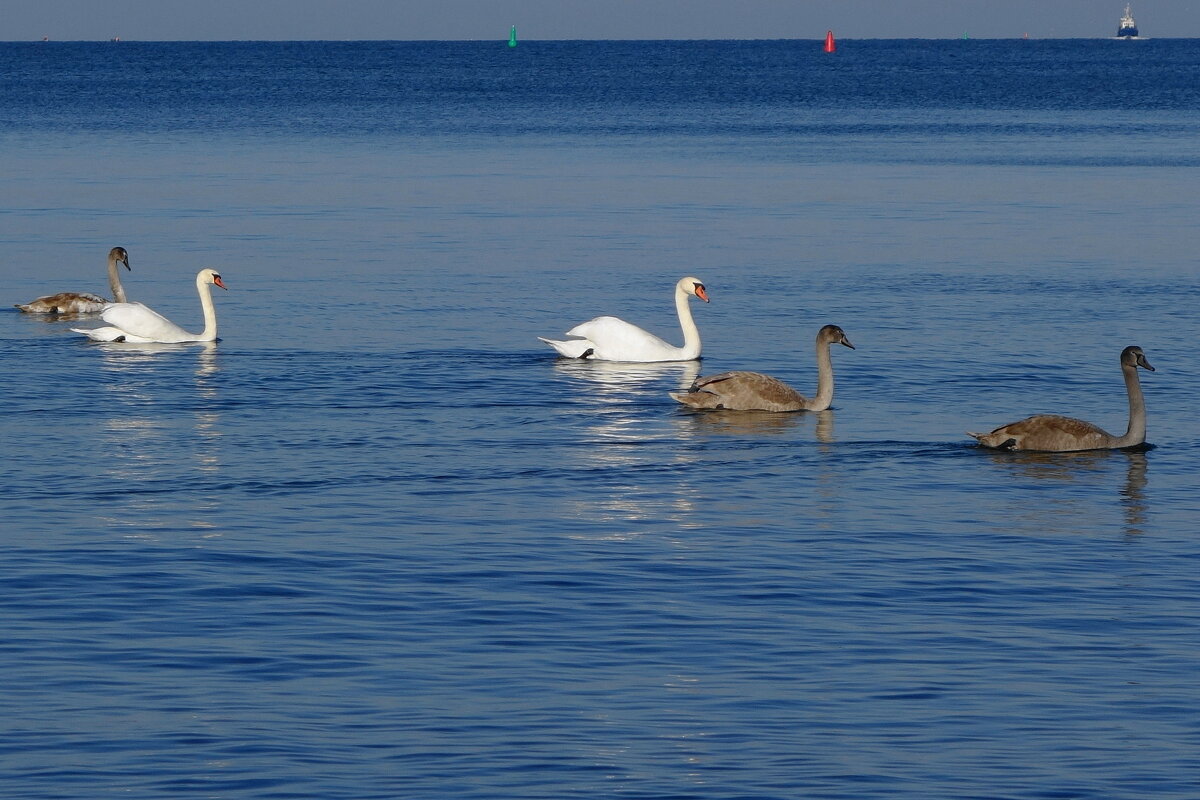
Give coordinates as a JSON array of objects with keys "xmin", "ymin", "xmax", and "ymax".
[
  {"xmin": 76, "ymin": 303, "xmax": 193, "ymax": 343},
  {"xmin": 538, "ymin": 276, "xmax": 709, "ymax": 362},
  {"xmin": 73, "ymin": 268, "xmax": 227, "ymax": 344}
]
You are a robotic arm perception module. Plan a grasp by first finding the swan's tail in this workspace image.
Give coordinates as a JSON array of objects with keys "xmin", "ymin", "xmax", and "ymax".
[
  {"xmin": 538, "ymin": 336, "xmax": 594, "ymax": 359},
  {"xmin": 72, "ymin": 326, "xmax": 126, "ymax": 342},
  {"xmin": 669, "ymin": 390, "xmax": 723, "ymax": 409}
]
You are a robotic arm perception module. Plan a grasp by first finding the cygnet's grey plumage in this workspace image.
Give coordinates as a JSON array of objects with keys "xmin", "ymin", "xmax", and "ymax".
[
  {"xmin": 15, "ymin": 247, "xmax": 131, "ymax": 314},
  {"xmin": 670, "ymin": 325, "xmax": 855, "ymax": 412},
  {"xmin": 968, "ymin": 345, "xmax": 1154, "ymax": 452}
]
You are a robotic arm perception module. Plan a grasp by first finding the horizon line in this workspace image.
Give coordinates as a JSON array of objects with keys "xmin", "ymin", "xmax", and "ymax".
[{"xmin": 3, "ymin": 36, "xmax": 1181, "ymax": 43}]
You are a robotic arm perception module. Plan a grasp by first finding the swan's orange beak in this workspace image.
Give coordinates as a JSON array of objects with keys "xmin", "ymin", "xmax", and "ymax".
[
  {"xmin": 214, "ymin": 275, "xmax": 228, "ymax": 290},
  {"xmin": 695, "ymin": 284, "xmax": 709, "ymax": 303}
]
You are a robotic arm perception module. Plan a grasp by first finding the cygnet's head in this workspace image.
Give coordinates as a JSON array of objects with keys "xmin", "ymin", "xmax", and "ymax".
[
  {"xmin": 110, "ymin": 247, "xmax": 130, "ymax": 271},
  {"xmin": 1121, "ymin": 345, "xmax": 1153, "ymax": 371},
  {"xmin": 819, "ymin": 324, "xmax": 854, "ymax": 350}
]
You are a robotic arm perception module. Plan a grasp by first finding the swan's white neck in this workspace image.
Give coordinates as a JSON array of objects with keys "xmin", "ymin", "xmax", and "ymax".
[
  {"xmin": 674, "ymin": 283, "xmax": 701, "ymax": 359},
  {"xmin": 195, "ymin": 275, "xmax": 219, "ymax": 342},
  {"xmin": 108, "ymin": 252, "xmax": 127, "ymax": 304},
  {"xmin": 808, "ymin": 337, "xmax": 836, "ymax": 411},
  {"xmin": 1116, "ymin": 362, "xmax": 1147, "ymax": 447}
]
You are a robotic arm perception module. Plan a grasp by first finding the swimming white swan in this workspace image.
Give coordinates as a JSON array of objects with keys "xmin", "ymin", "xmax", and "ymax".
[
  {"xmin": 15, "ymin": 246, "xmax": 130, "ymax": 314},
  {"xmin": 73, "ymin": 268, "xmax": 227, "ymax": 343},
  {"xmin": 670, "ymin": 325, "xmax": 855, "ymax": 411},
  {"xmin": 538, "ymin": 276, "xmax": 709, "ymax": 362},
  {"xmin": 968, "ymin": 345, "xmax": 1154, "ymax": 452}
]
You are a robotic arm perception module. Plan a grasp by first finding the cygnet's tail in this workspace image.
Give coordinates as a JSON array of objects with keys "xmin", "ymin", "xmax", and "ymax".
[
  {"xmin": 967, "ymin": 430, "xmax": 1017, "ymax": 449},
  {"xmin": 669, "ymin": 390, "xmax": 722, "ymax": 409}
]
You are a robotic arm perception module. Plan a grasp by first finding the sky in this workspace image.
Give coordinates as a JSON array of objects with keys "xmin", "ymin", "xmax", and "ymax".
[{"xmin": 4, "ymin": 1, "xmax": 1198, "ymax": 41}]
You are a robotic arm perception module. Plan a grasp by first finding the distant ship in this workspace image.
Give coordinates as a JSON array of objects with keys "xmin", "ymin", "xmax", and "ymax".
[{"xmin": 1117, "ymin": 4, "xmax": 1139, "ymax": 38}]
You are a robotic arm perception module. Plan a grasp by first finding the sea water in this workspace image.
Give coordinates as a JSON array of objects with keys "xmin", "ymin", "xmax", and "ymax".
[{"xmin": 1, "ymin": 40, "xmax": 1198, "ymax": 799}]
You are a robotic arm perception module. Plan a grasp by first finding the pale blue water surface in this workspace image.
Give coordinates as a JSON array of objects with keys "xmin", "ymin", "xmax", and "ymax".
[{"xmin": 1, "ymin": 40, "xmax": 1198, "ymax": 799}]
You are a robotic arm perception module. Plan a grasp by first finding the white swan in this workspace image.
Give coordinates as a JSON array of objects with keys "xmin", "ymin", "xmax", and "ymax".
[
  {"xmin": 15, "ymin": 247, "xmax": 130, "ymax": 313},
  {"xmin": 968, "ymin": 345, "xmax": 1154, "ymax": 452},
  {"xmin": 538, "ymin": 276, "xmax": 709, "ymax": 362},
  {"xmin": 670, "ymin": 325, "xmax": 855, "ymax": 411},
  {"xmin": 73, "ymin": 269, "xmax": 227, "ymax": 343}
]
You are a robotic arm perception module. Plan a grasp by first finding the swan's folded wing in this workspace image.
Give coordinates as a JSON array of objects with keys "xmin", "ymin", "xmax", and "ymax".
[
  {"xmin": 567, "ymin": 316, "xmax": 674, "ymax": 352},
  {"xmin": 101, "ymin": 302, "xmax": 191, "ymax": 342}
]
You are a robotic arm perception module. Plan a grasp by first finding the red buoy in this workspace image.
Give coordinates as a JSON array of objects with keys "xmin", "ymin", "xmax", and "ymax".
[{"xmin": 824, "ymin": 30, "xmax": 836, "ymax": 53}]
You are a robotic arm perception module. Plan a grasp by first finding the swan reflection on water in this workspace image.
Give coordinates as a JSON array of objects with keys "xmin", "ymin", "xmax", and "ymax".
[
  {"xmin": 980, "ymin": 446, "xmax": 1149, "ymax": 537},
  {"xmin": 95, "ymin": 341, "xmax": 224, "ymax": 533},
  {"xmin": 97, "ymin": 340, "xmax": 220, "ymax": 395},
  {"xmin": 551, "ymin": 357, "xmax": 700, "ymax": 396},
  {"xmin": 94, "ymin": 339, "xmax": 217, "ymax": 356},
  {"xmin": 552, "ymin": 357, "xmax": 699, "ymax": 458},
  {"xmin": 192, "ymin": 345, "xmax": 222, "ymax": 474},
  {"xmin": 550, "ymin": 359, "xmax": 703, "ymax": 529}
]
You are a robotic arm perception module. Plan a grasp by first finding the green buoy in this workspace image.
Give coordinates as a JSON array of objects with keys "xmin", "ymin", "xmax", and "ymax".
[{"xmin": 508, "ymin": 25, "xmax": 517, "ymax": 47}]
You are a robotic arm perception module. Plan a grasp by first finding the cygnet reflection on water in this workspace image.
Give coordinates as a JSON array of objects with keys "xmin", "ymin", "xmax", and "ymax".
[
  {"xmin": 676, "ymin": 407, "xmax": 838, "ymax": 440},
  {"xmin": 977, "ymin": 447, "xmax": 1150, "ymax": 537}
]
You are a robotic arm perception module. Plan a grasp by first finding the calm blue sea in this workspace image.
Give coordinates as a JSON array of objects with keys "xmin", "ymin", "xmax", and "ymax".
[{"xmin": 2, "ymin": 40, "xmax": 1199, "ymax": 799}]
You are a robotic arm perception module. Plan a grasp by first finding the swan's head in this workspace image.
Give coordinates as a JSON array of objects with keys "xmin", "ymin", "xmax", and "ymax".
[
  {"xmin": 1121, "ymin": 345, "xmax": 1153, "ymax": 372},
  {"xmin": 679, "ymin": 277, "xmax": 709, "ymax": 303},
  {"xmin": 110, "ymin": 246, "xmax": 130, "ymax": 271},
  {"xmin": 198, "ymin": 268, "xmax": 228, "ymax": 290},
  {"xmin": 819, "ymin": 324, "xmax": 855, "ymax": 350}
]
